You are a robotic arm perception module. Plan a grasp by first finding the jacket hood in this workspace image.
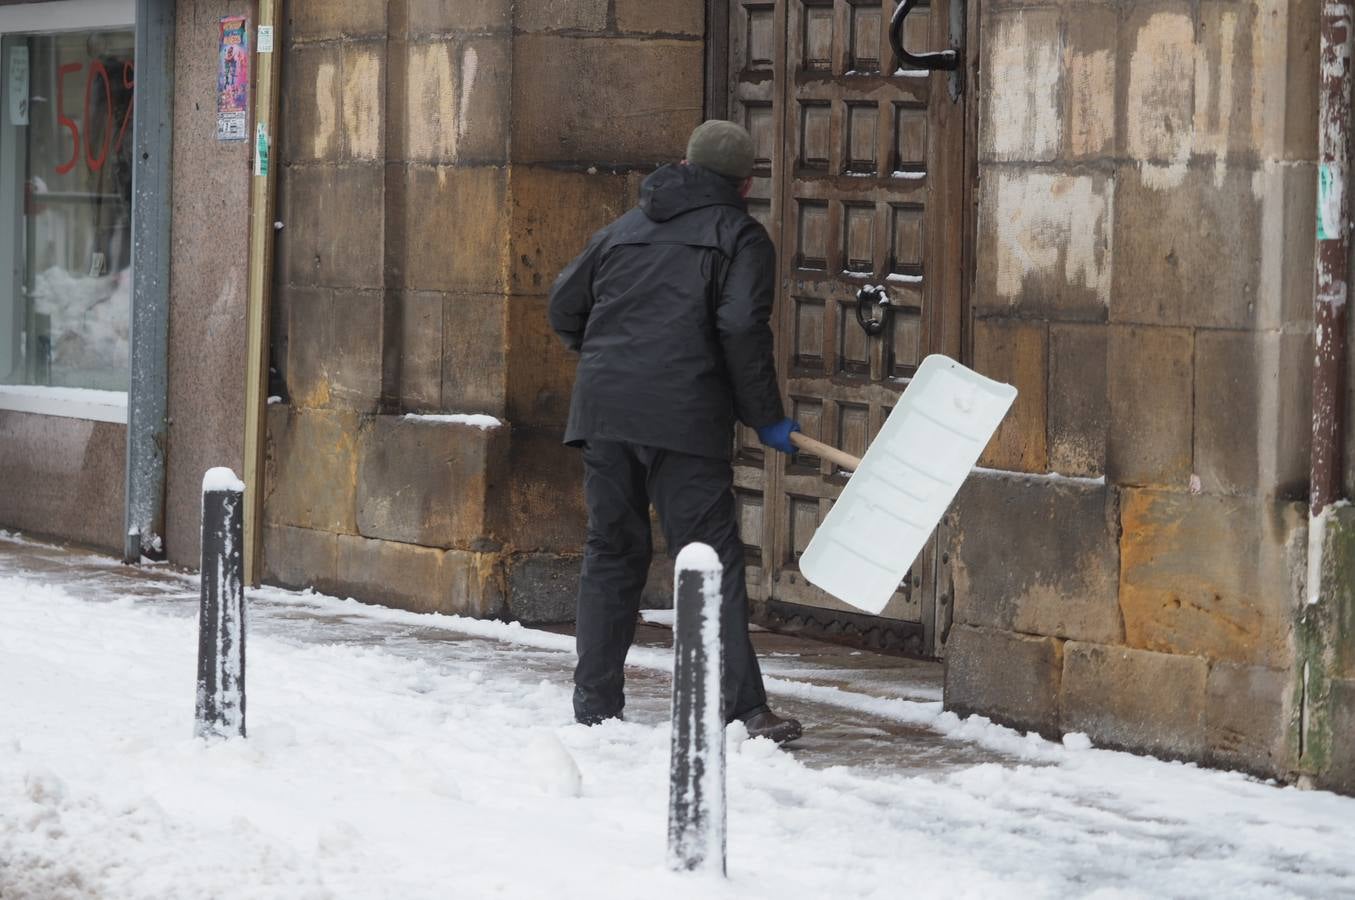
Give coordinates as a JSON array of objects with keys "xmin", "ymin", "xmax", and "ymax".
[{"xmin": 639, "ymin": 163, "xmax": 747, "ymax": 222}]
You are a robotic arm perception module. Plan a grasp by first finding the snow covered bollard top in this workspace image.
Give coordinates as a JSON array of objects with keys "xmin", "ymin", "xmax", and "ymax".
[
  {"xmin": 667, "ymin": 542, "xmax": 726, "ymax": 876},
  {"xmin": 201, "ymin": 466, "xmax": 246, "ymax": 495}
]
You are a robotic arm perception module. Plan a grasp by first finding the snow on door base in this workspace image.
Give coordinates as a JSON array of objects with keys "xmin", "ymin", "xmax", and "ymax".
[{"xmin": 799, "ymin": 354, "xmax": 1017, "ymax": 615}]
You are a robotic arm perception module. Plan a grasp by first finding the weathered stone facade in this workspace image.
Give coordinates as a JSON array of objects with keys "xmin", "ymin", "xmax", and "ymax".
[
  {"xmin": 943, "ymin": 0, "xmax": 1347, "ymax": 789},
  {"xmin": 262, "ymin": 0, "xmax": 704, "ymax": 621},
  {"xmin": 5, "ymin": 0, "xmax": 1347, "ymax": 795}
]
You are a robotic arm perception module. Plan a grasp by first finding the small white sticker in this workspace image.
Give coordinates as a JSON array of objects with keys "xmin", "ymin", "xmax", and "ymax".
[
  {"xmin": 257, "ymin": 25, "xmax": 274, "ymax": 53},
  {"xmin": 8, "ymin": 46, "xmax": 30, "ymax": 125}
]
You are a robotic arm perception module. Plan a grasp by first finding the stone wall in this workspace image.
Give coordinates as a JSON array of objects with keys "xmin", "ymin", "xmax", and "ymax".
[
  {"xmin": 164, "ymin": 0, "xmax": 254, "ymax": 568},
  {"xmin": 0, "ymin": 411, "xmax": 125, "ymax": 552},
  {"xmin": 263, "ymin": 0, "xmax": 704, "ymax": 621},
  {"xmin": 945, "ymin": 0, "xmax": 1321, "ymax": 781}
]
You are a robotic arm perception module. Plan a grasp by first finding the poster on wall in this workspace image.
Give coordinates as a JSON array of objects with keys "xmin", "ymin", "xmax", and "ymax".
[
  {"xmin": 7, "ymin": 45, "xmax": 29, "ymax": 125},
  {"xmin": 215, "ymin": 15, "xmax": 249, "ymax": 141}
]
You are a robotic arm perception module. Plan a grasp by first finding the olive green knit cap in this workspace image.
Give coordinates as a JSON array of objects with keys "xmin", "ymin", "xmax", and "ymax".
[{"xmin": 686, "ymin": 120, "xmax": 755, "ymax": 181}]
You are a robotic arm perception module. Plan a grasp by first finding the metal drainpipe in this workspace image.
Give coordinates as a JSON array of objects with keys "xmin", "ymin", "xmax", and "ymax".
[
  {"xmin": 124, "ymin": 0, "xmax": 176, "ymax": 562},
  {"xmin": 1312, "ymin": 3, "xmax": 1352, "ymax": 519}
]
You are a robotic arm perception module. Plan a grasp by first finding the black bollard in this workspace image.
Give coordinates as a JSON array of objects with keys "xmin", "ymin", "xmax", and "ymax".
[
  {"xmin": 667, "ymin": 542, "xmax": 726, "ymax": 875},
  {"xmin": 195, "ymin": 467, "xmax": 247, "ymax": 739}
]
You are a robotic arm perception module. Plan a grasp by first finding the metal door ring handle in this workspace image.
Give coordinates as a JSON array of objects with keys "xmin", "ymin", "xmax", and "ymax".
[
  {"xmin": 855, "ymin": 286, "xmax": 892, "ymax": 336},
  {"xmin": 891, "ymin": 0, "xmax": 959, "ymax": 72}
]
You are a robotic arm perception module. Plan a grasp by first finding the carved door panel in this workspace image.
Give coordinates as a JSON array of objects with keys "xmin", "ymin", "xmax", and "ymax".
[{"xmin": 726, "ymin": 0, "xmax": 966, "ymax": 656}]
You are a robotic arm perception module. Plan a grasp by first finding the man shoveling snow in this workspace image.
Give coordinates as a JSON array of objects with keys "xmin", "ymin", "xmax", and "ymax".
[{"xmin": 549, "ymin": 120, "xmax": 802, "ymax": 743}]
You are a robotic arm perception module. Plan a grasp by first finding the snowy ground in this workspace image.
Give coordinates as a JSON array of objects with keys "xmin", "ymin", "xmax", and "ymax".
[{"xmin": 1, "ymin": 535, "xmax": 1354, "ymax": 899}]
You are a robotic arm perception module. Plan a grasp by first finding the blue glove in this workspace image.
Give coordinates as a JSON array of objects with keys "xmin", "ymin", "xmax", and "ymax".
[{"xmin": 757, "ymin": 418, "xmax": 801, "ymax": 455}]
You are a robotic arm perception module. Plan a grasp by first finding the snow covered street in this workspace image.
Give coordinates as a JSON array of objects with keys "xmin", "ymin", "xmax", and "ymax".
[{"xmin": 1, "ymin": 533, "xmax": 1353, "ymax": 900}]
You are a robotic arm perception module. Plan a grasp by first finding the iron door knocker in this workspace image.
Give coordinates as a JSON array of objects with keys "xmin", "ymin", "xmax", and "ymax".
[{"xmin": 855, "ymin": 285, "xmax": 893, "ymax": 337}]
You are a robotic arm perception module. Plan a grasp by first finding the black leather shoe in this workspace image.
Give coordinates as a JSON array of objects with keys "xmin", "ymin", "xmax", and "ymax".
[
  {"xmin": 740, "ymin": 706, "xmax": 803, "ymax": 744},
  {"xmin": 576, "ymin": 710, "xmax": 624, "ymax": 726}
]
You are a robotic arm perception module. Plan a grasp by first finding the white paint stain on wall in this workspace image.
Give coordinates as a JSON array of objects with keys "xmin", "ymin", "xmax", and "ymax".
[
  {"xmin": 991, "ymin": 171, "xmax": 1113, "ymax": 304},
  {"xmin": 407, "ymin": 43, "xmax": 458, "ymax": 161},
  {"xmin": 1126, "ymin": 12, "xmax": 1194, "ymax": 186},
  {"xmin": 313, "ymin": 62, "xmax": 337, "ymax": 159},
  {"xmin": 984, "ymin": 12, "xmax": 1062, "ymax": 162},
  {"xmin": 344, "ymin": 51, "xmax": 382, "ymax": 160},
  {"xmin": 458, "ymin": 46, "xmax": 479, "ymax": 143},
  {"xmin": 1068, "ymin": 48, "xmax": 1114, "ymax": 158},
  {"xmin": 1192, "ymin": 9, "xmax": 1238, "ymax": 185}
]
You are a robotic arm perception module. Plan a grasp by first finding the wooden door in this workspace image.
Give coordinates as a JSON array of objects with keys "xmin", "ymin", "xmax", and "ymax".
[{"xmin": 725, "ymin": 0, "xmax": 966, "ymax": 656}]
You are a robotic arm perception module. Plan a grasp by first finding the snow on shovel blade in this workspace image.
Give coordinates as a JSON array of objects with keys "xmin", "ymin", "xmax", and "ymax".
[{"xmin": 799, "ymin": 354, "xmax": 1017, "ymax": 616}]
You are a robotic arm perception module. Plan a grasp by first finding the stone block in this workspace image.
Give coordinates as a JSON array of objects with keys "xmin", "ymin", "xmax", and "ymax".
[
  {"xmin": 973, "ymin": 317, "xmax": 1047, "ymax": 473},
  {"xmin": 1317, "ymin": 505, "xmax": 1355, "ymax": 681},
  {"xmin": 289, "ymin": 0, "xmax": 387, "ymax": 41},
  {"xmin": 408, "ymin": 0, "xmax": 512, "ymax": 35},
  {"xmin": 1061, "ymin": 641, "xmax": 1208, "ymax": 759},
  {"xmin": 1120, "ymin": 5, "xmax": 1195, "ymax": 165},
  {"xmin": 342, "ymin": 43, "xmax": 385, "ymax": 161},
  {"xmin": 264, "ymin": 406, "xmax": 360, "ymax": 534},
  {"xmin": 506, "ymin": 553, "xmax": 581, "ymax": 624},
  {"xmin": 943, "ymin": 625, "xmax": 1064, "ymax": 737},
  {"xmin": 455, "ymin": 37, "xmax": 511, "ymax": 163},
  {"xmin": 282, "ymin": 165, "xmax": 385, "ymax": 289},
  {"xmin": 1048, "ymin": 324, "xmax": 1108, "ymax": 478},
  {"xmin": 337, "ymin": 533, "xmax": 440, "ymax": 612},
  {"xmin": 974, "ymin": 169, "xmax": 1113, "ymax": 320},
  {"xmin": 355, "ymin": 414, "xmax": 507, "ymax": 548},
  {"xmin": 442, "ymin": 549, "xmax": 510, "ymax": 618},
  {"xmin": 616, "ymin": 0, "xmax": 704, "ymax": 35},
  {"xmin": 403, "ymin": 38, "xmax": 510, "ymax": 165},
  {"xmin": 1195, "ymin": 0, "xmax": 1319, "ymax": 163},
  {"xmin": 281, "ymin": 45, "xmax": 341, "ymax": 164},
  {"xmin": 403, "ymin": 42, "xmax": 457, "ymax": 163},
  {"xmin": 336, "ymin": 536, "xmax": 507, "ymax": 619},
  {"xmin": 1252, "ymin": 162, "xmax": 1318, "ymax": 331},
  {"xmin": 512, "ymin": 35, "xmax": 702, "ymax": 164},
  {"xmin": 517, "ymin": 0, "xmax": 608, "ymax": 32},
  {"xmin": 1064, "ymin": 6, "xmax": 1117, "ymax": 160},
  {"xmin": 284, "ymin": 286, "xmax": 333, "ymax": 409},
  {"xmin": 1205, "ymin": 662, "xmax": 1291, "ymax": 779},
  {"xmin": 506, "ymin": 425, "xmax": 587, "ymax": 551},
  {"xmin": 1194, "ymin": 330, "xmax": 1310, "ymax": 498},
  {"xmin": 284, "ymin": 287, "xmax": 382, "ymax": 412},
  {"xmin": 399, "ymin": 291, "xmax": 445, "ymax": 411},
  {"xmin": 330, "ymin": 290, "xmax": 385, "ymax": 410},
  {"xmin": 1119, "ymin": 489, "xmax": 1304, "ymax": 667},
  {"xmin": 980, "ymin": 9, "xmax": 1062, "ymax": 163},
  {"xmin": 1111, "ymin": 164, "xmax": 1260, "ymax": 329},
  {"xmin": 1322, "ymin": 679, "xmax": 1355, "ymax": 792},
  {"xmin": 506, "ymin": 296, "xmax": 578, "ymax": 429},
  {"xmin": 401, "ymin": 165, "xmax": 507, "ymax": 292},
  {"xmin": 442, "ymin": 293, "xmax": 508, "ymax": 415},
  {"xmin": 510, "ymin": 167, "xmax": 632, "ymax": 295},
  {"xmin": 262, "ymin": 524, "xmax": 340, "ymax": 596},
  {"xmin": 946, "ymin": 471, "xmax": 1122, "ymax": 645},
  {"xmin": 1106, "ymin": 325, "xmax": 1192, "ymax": 488}
]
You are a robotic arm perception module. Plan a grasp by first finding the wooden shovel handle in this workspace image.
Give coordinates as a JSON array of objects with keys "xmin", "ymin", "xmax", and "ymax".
[{"xmin": 790, "ymin": 432, "xmax": 862, "ymax": 473}]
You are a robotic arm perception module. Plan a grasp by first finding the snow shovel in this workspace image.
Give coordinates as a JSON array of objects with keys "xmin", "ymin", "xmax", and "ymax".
[{"xmin": 788, "ymin": 354, "xmax": 1018, "ymax": 616}]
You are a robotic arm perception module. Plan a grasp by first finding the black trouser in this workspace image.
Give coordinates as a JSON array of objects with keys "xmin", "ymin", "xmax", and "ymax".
[{"xmin": 573, "ymin": 440, "xmax": 769, "ymax": 724}]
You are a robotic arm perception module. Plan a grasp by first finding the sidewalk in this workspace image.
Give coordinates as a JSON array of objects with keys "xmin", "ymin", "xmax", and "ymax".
[
  {"xmin": 0, "ymin": 532, "xmax": 1007, "ymax": 777},
  {"xmin": 2, "ymin": 531, "xmax": 1354, "ymax": 899}
]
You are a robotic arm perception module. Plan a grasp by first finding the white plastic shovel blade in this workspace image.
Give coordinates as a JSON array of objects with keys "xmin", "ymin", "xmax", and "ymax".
[{"xmin": 798, "ymin": 354, "xmax": 1017, "ymax": 615}]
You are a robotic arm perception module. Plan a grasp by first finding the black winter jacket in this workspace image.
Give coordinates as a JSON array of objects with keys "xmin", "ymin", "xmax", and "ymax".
[{"xmin": 548, "ymin": 164, "xmax": 785, "ymax": 460}]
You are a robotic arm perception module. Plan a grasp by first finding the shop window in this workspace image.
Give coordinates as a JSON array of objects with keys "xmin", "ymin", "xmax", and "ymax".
[{"xmin": 1, "ymin": 28, "xmax": 135, "ymax": 394}]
